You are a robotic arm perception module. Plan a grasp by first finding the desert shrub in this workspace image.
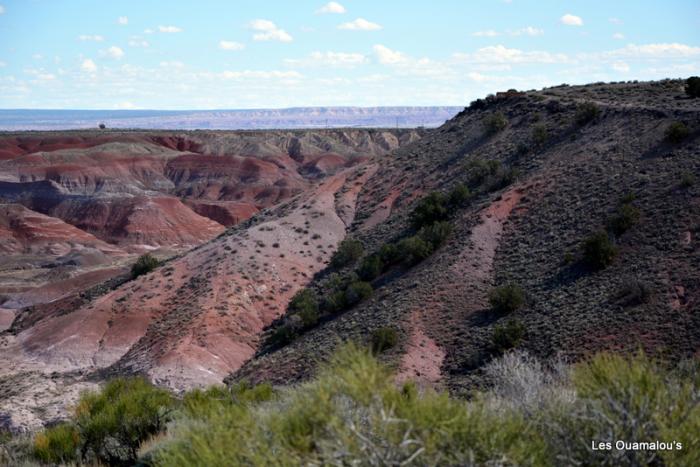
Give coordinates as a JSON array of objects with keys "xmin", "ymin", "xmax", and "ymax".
[
  {"xmin": 370, "ymin": 327, "xmax": 399, "ymax": 354},
  {"xmin": 410, "ymin": 192, "xmax": 449, "ymax": 229},
  {"xmin": 448, "ymin": 183, "xmax": 471, "ymax": 207},
  {"xmin": 532, "ymin": 124, "xmax": 548, "ymax": 147},
  {"xmin": 466, "ymin": 159, "xmax": 501, "ymax": 186},
  {"xmin": 685, "ymin": 76, "xmax": 700, "ymax": 98},
  {"xmin": 488, "ymin": 284, "xmax": 525, "ymax": 314},
  {"xmin": 378, "ymin": 243, "xmax": 401, "ymax": 265},
  {"xmin": 582, "ymin": 230, "xmax": 618, "ymax": 269},
  {"xmin": 289, "ymin": 289, "xmax": 319, "ymax": 328},
  {"xmin": 33, "ymin": 423, "xmax": 79, "ymax": 464},
  {"xmin": 331, "ymin": 238, "xmax": 364, "ymax": 268},
  {"xmin": 131, "ymin": 253, "xmax": 159, "ymax": 278},
  {"xmin": 492, "ymin": 319, "xmax": 526, "ymax": 352},
  {"xmin": 665, "ymin": 121, "xmax": 690, "ymax": 143},
  {"xmin": 483, "ymin": 111, "xmax": 508, "ymax": 135},
  {"xmin": 357, "ymin": 254, "xmax": 383, "ymax": 281},
  {"xmin": 607, "ymin": 203, "xmax": 640, "ymax": 236},
  {"xmin": 418, "ymin": 221, "xmax": 453, "ymax": 249},
  {"xmin": 680, "ymin": 171, "xmax": 696, "ymax": 188},
  {"xmin": 397, "ymin": 235, "xmax": 433, "ymax": 265},
  {"xmin": 75, "ymin": 377, "xmax": 175, "ymax": 465},
  {"xmin": 612, "ymin": 278, "xmax": 651, "ymax": 307},
  {"xmin": 575, "ymin": 101, "xmax": 600, "ymax": 125},
  {"xmin": 268, "ymin": 324, "xmax": 297, "ymax": 347},
  {"xmin": 344, "ymin": 281, "xmax": 373, "ymax": 306}
]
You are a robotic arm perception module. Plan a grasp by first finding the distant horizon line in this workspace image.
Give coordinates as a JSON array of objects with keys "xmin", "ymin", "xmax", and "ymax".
[{"xmin": 0, "ymin": 105, "xmax": 465, "ymax": 112}]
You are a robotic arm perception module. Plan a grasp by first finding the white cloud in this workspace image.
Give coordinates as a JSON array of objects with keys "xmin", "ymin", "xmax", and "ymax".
[
  {"xmin": 117, "ymin": 16, "xmax": 128, "ymax": 25},
  {"xmin": 220, "ymin": 70, "xmax": 302, "ymax": 79},
  {"xmin": 78, "ymin": 34, "xmax": 104, "ymax": 42},
  {"xmin": 144, "ymin": 28, "xmax": 154, "ymax": 34},
  {"xmin": 32, "ymin": 54, "xmax": 43, "ymax": 60},
  {"xmin": 612, "ymin": 33, "xmax": 625, "ymax": 40},
  {"xmin": 472, "ymin": 30, "xmax": 500, "ymax": 37},
  {"xmin": 115, "ymin": 101, "xmax": 137, "ymax": 109},
  {"xmin": 101, "ymin": 46, "xmax": 124, "ymax": 59},
  {"xmin": 219, "ymin": 40, "xmax": 245, "ymax": 51},
  {"xmin": 316, "ymin": 2, "xmax": 346, "ymax": 14},
  {"xmin": 510, "ymin": 26, "xmax": 544, "ymax": 36},
  {"xmin": 560, "ymin": 14, "xmax": 583, "ymax": 26},
  {"xmin": 338, "ymin": 18, "xmax": 382, "ymax": 31},
  {"xmin": 286, "ymin": 51, "xmax": 367, "ymax": 67},
  {"xmin": 249, "ymin": 19, "xmax": 293, "ymax": 42},
  {"xmin": 0, "ymin": 5, "xmax": 4, "ymax": 15},
  {"xmin": 609, "ymin": 17, "xmax": 623, "ymax": 25},
  {"xmin": 160, "ymin": 61, "xmax": 185, "ymax": 69},
  {"xmin": 128, "ymin": 38, "xmax": 149, "ymax": 48},
  {"xmin": 467, "ymin": 72, "xmax": 488, "ymax": 82},
  {"xmin": 455, "ymin": 45, "xmax": 569, "ymax": 64},
  {"xmin": 158, "ymin": 25, "xmax": 183, "ymax": 33},
  {"xmin": 81, "ymin": 59, "xmax": 97, "ymax": 73},
  {"xmin": 603, "ymin": 43, "xmax": 700, "ymax": 59},
  {"xmin": 373, "ymin": 44, "xmax": 406, "ymax": 65},
  {"xmin": 612, "ymin": 61, "xmax": 630, "ymax": 72}
]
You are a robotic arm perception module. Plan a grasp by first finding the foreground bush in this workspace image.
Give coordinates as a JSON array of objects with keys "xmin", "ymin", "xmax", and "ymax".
[
  {"xmin": 131, "ymin": 253, "xmax": 159, "ymax": 278},
  {"xmin": 488, "ymin": 283, "xmax": 525, "ymax": 314},
  {"xmin": 33, "ymin": 423, "xmax": 79, "ymax": 464},
  {"xmin": 686, "ymin": 76, "xmax": 700, "ymax": 98},
  {"xmin": 665, "ymin": 121, "xmax": 689, "ymax": 143},
  {"xmin": 330, "ymin": 238, "xmax": 364, "ymax": 268},
  {"xmin": 582, "ymin": 230, "xmax": 618, "ymax": 269}
]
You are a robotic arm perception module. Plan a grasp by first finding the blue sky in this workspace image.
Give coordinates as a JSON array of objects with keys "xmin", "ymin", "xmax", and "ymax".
[{"xmin": 0, "ymin": 0, "xmax": 698, "ymax": 109}]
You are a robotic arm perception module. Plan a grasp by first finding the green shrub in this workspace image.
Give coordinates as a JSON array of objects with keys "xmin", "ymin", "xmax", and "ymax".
[
  {"xmin": 75, "ymin": 377, "xmax": 175, "ymax": 465},
  {"xmin": 685, "ymin": 76, "xmax": 700, "ymax": 98},
  {"xmin": 483, "ymin": 111, "xmax": 508, "ymax": 135},
  {"xmin": 492, "ymin": 319, "xmax": 526, "ymax": 352},
  {"xmin": 33, "ymin": 423, "xmax": 79, "ymax": 464},
  {"xmin": 467, "ymin": 159, "xmax": 501, "ymax": 186},
  {"xmin": 448, "ymin": 183, "xmax": 471, "ymax": 207},
  {"xmin": 397, "ymin": 235, "xmax": 433, "ymax": 265},
  {"xmin": 370, "ymin": 327, "xmax": 399, "ymax": 354},
  {"xmin": 607, "ymin": 203, "xmax": 640, "ymax": 236},
  {"xmin": 582, "ymin": 230, "xmax": 618, "ymax": 269},
  {"xmin": 289, "ymin": 289, "xmax": 319, "ymax": 328},
  {"xmin": 418, "ymin": 221, "xmax": 453, "ymax": 249},
  {"xmin": 575, "ymin": 101, "xmax": 600, "ymax": 125},
  {"xmin": 344, "ymin": 281, "xmax": 373, "ymax": 306},
  {"xmin": 331, "ymin": 238, "xmax": 364, "ymax": 268},
  {"xmin": 378, "ymin": 243, "xmax": 401, "ymax": 266},
  {"xmin": 131, "ymin": 253, "xmax": 159, "ymax": 278},
  {"xmin": 665, "ymin": 121, "xmax": 690, "ymax": 143},
  {"xmin": 680, "ymin": 171, "xmax": 696, "ymax": 188},
  {"xmin": 532, "ymin": 124, "xmax": 548, "ymax": 147},
  {"xmin": 357, "ymin": 254, "xmax": 383, "ymax": 281},
  {"xmin": 488, "ymin": 284, "xmax": 525, "ymax": 314},
  {"xmin": 269, "ymin": 324, "xmax": 297, "ymax": 347},
  {"xmin": 410, "ymin": 192, "xmax": 449, "ymax": 229}
]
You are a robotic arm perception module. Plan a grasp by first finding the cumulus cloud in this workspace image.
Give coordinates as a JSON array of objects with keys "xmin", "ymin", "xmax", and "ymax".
[
  {"xmin": 286, "ymin": 51, "xmax": 366, "ymax": 67},
  {"xmin": 78, "ymin": 34, "xmax": 104, "ymax": 41},
  {"xmin": 612, "ymin": 61, "xmax": 630, "ymax": 72},
  {"xmin": 510, "ymin": 26, "xmax": 544, "ymax": 36},
  {"xmin": 602, "ymin": 43, "xmax": 700, "ymax": 58},
  {"xmin": 220, "ymin": 70, "xmax": 302, "ymax": 79},
  {"xmin": 249, "ymin": 19, "xmax": 293, "ymax": 42},
  {"xmin": 373, "ymin": 44, "xmax": 407, "ymax": 65},
  {"xmin": 338, "ymin": 18, "xmax": 382, "ymax": 31},
  {"xmin": 158, "ymin": 25, "xmax": 183, "ymax": 33},
  {"xmin": 316, "ymin": 2, "xmax": 346, "ymax": 14},
  {"xmin": 455, "ymin": 45, "xmax": 568, "ymax": 64},
  {"xmin": 560, "ymin": 14, "xmax": 583, "ymax": 26},
  {"xmin": 219, "ymin": 40, "xmax": 245, "ymax": 51},
  {"xmin": 117, "ymin": 16, "xmax": 128, "ymax": 25},
  {"xmin": 81, "ymin": 59, "xmax": 97, "ymax": 73},
  {"xmin": 101, "ymin": 46, "xmax": 124, "ymax": 59}
]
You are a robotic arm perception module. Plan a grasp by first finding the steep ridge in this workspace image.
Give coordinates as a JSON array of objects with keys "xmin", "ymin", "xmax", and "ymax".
[{"xmin": 233, "ymin": 80, "xmax": 700, "ymax": 395}]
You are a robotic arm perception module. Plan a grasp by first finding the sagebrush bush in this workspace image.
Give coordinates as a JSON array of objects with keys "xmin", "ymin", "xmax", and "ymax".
[
  {"xmin": 607, "ymin": 202, "xmax": 640, "ymax": 236},
  {"xmin": 483, "ymin": 111, "xmax": 508, "ymax": 135},
  {"xmin": 131, "ymin": 253, "xmax": 159, "ymax": 278},
  {"xmin": 409, "ymin": 191, "xmax": 449, "ymax": 229},
  {"xmin": 357, "ymin": 254, "xmax": 383, "ymax": 281},
  {"xmin": 289, "ymin": 289, "xmax": 319, "ymax": 328},
  {"xmin": 488, "ymin": 284, "xmax": 525, "ymax": 314},
  {"xmin": 344, "ymin": 281, "xmax": 373, "ymax": 306},
  {"xmin": 582, "ymin": 230, "xmax": 617, "ymax": 269},
  {"xmin": 532, "ymin": 124, "xmax": 548, "ymax": 147},
  {"xmin": 331, "ymin": 238, "xmax": 364, "ymax": 268},
  {"xmin": 397, "ymin": 235, "xmax": 433, "ymax": 265},
  {"xmin": 370, "ymin": 327, "xmax": 399, "ymax": 354},
  {"xmin": 492, "ymin": 319, "xmax": 526, "ymax": 352},
  {"xmin": 612, "ymin": 278, "xmax": 651, "ymax": 307},
  {"xmin": 33, "ymin": 423, "xmax": 79, "ymax": 465},
  {"xmin": 686, "ymin": 76, "xmax": 700, "ymax": 98},
  {"xmin": 665, "ymin": 121, "xmax": 690, "ymax": 143},
  {"xmin": 575, "ymin": 101, "xmax": 600, "ymax": 125}
]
